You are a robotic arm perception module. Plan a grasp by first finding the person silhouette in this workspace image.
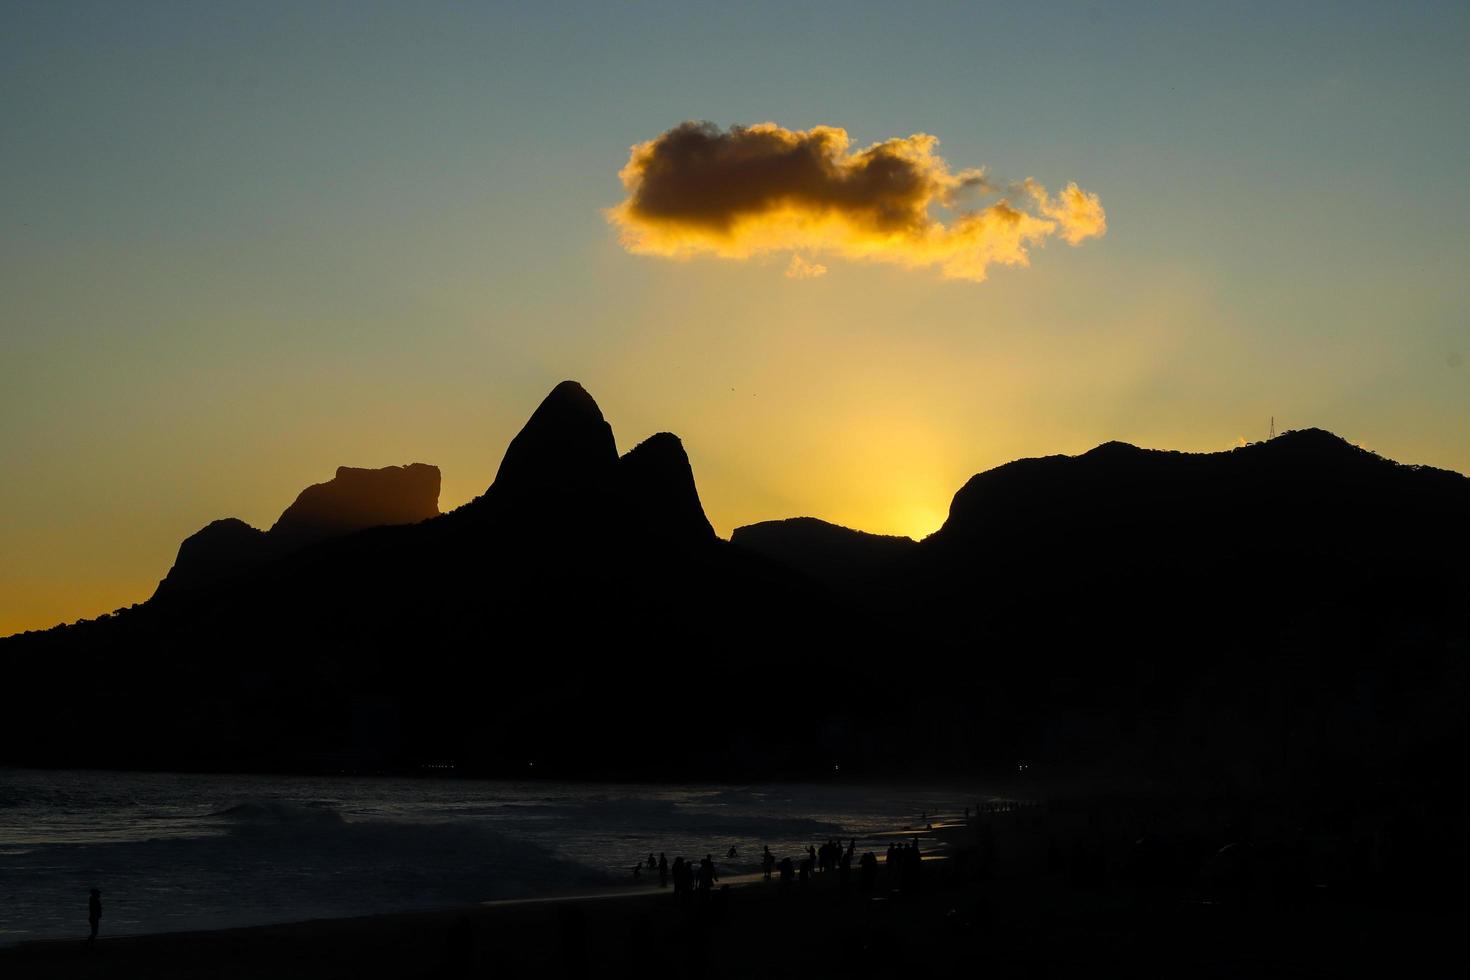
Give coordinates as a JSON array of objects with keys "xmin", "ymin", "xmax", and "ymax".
[
  {"xmin": 658, "ymin": 852, "xmax": 669, "ymax": 887},
  {"xmin": 88, "ymin": 888, "xmax": 102, "ymax": 942},
  {"xmin": 679, "ymin": 856, "xmax": 695, "ymax": 901},
  {"xmin": 727, "ymin": 845, "xmax": 738, "ymax": 859},
  {"xmin": 762, "ymin": 845, "xmax": 775, "ymax": 880},
  {"xmin": 697, "ymin": 855, "xmax": 717, "ymax": 903}
]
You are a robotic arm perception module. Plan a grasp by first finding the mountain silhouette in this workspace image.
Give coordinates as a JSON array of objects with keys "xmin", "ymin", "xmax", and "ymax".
[
  {"xmin": 618, "ymin": 433, "xmax": 717, "ymax": 545},
  {"xmin": 2, "ymin": 386, "xmax": 1466, "ymax": 798},
  {"xmin": 153, "ymin": 463, "xmax": 441, "ymax": 599},
  {"xmin": 271, "ymin": 464, "xmax": 440, "ymax": 546},
  {"xmin": 731, "ymin": 517, "xmax": 916, "ymax": 587},
  {"xmin": 153, "ymin": 518, "xmax": 276, "ymax": 599},
  {"xmin": 486, "ymin": 380, "xmax": 617, "ymax": 500}
]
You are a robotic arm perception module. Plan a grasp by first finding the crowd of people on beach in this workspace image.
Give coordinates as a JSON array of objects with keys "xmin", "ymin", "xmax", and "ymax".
[
  {"xmin": 630, "ymin": 807, "xmax": 966, "ymax": 905},
  {"xmin": 965, "ymin": 799, "xmax": 1033, "ymax": 821}
]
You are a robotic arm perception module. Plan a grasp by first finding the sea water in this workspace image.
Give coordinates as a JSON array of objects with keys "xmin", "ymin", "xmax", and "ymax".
[{"xmin": 0, "ymin": 769, "xmax": 979, "ymax": 943}]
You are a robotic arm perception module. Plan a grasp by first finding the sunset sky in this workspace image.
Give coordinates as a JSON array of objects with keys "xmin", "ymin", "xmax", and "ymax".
[{"xmin": 3, "ymin": 1, "xmax": 1469, "ymax": 634}]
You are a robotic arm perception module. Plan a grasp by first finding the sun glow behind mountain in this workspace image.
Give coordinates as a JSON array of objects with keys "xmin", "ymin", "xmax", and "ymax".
[{"xmin": 2, "ymin": 2, "xmax": 1469, "ymax": 634}]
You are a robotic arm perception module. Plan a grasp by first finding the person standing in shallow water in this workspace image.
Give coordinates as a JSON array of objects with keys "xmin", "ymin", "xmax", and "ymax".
[{"xmin": 87, "ymin": 888, "xmax": 102, "ymax": 942}]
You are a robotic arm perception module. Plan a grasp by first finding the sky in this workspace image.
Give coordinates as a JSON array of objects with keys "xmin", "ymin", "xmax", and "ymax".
[{"xmin": 3, "ymin": 0, "xmax": 1469, "ymax": 635}]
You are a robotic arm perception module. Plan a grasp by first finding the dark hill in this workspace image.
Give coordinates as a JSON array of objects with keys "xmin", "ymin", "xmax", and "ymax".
[
  {"xmin": 153, "ymin": 518, "xmax": 274, "ymax": 598},
  {"xmin": 731, "ymin": 517, "xmax": 916, "ymax": 588},
  {"xmin": 906, "ymin": 429, "xmax": 1469, "ymax": 790},
  {"xmin": 2, "ymin": 400, "xmax": 1466, "ymax": 798}
]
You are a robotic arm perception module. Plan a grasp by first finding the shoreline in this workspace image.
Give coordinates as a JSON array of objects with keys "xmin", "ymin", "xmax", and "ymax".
[
  {"xmin": 1, "ymin": 815, "xmax": 968, "ymax": 950},
  {"xmin": 2, "ymin": 812, "xmax": 1454, "ymax": 978},
  {"xmin": 3, "ymin": 825, "xmax": 965, "ymax": 951},
  {"xmin": 0, "ymin": 840, "xmax": 968, "ymax": 979}
]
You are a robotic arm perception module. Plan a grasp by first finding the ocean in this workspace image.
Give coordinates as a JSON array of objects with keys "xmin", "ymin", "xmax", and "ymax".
[{"xmin": 0, "ymin": 769, "xmax": 979, "ymax": 944}]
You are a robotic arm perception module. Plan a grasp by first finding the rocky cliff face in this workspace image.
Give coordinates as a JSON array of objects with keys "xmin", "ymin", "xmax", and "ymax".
[
  {"xmin": 153, "ymin": 463, "xmax": 441, "ymax": 599},
  {"xmin": 270, "ymin": 464, "xmax": 441, "ymax": 547}
]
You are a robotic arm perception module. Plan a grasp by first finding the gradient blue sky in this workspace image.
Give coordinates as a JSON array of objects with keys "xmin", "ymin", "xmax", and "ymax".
[{"xmin": 3, "ymin": 1, "xmax": 1469, "ymax": 633}]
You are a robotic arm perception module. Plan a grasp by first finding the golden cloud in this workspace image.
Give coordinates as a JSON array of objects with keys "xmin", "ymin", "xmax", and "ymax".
[
  {"xmin": 607, "ymin": 121, "xmax": 1105, "ymax": 282},
  {"xmin": 785, "ymin": 255, "xmax": 828, "ymax": 279}
]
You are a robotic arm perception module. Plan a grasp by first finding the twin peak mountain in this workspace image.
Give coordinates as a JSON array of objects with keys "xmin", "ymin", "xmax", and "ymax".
[
  {"xmin": 155, "ymin": 381, "xmax": 715, "ymax": 598},
  {"xmin": 153, "ymin": 378, "xmax": 1451, "ymax": 608}
]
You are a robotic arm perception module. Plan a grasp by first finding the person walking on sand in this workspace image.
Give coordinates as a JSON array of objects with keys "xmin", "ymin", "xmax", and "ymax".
[
  {"xmin": 87, "ymin": 888, "xmax": 102, "ymax": 943},
  {"xmin": 658, "ymin": 852, "xmax": 669, "ymax": 887},
  {"xmin": 762, "ymin": 845, "xmax": 775, "ymax": 879}
]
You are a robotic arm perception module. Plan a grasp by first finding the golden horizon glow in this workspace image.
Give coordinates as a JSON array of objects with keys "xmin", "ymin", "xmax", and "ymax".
[{"xmin": 4, "ymin": 5, "xmax": 1468, "ymax": 637}]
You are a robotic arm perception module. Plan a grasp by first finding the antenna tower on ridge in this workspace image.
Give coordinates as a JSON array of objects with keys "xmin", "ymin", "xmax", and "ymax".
[{"xmin": 1269, "ymin": 416, "xmax": 1275, "ymax": 439}]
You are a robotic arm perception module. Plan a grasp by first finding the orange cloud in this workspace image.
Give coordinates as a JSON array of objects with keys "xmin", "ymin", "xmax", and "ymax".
[
  {"xmin": 785, "ymin": 255, "xmax": 828, "ymax": 279},
  {"xmin": 608, "ymin": 121, "xmax": 1105, "ymax": 281}
]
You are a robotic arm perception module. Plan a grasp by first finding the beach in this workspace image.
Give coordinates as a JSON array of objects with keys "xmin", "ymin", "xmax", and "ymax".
[
  {"xmin": 2, "ymin": 813, "xmax": 1453, "ymax": 979},
  {"xmin": 0, "ymin": 770, "xmax": 972, "ymax": 943}
]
